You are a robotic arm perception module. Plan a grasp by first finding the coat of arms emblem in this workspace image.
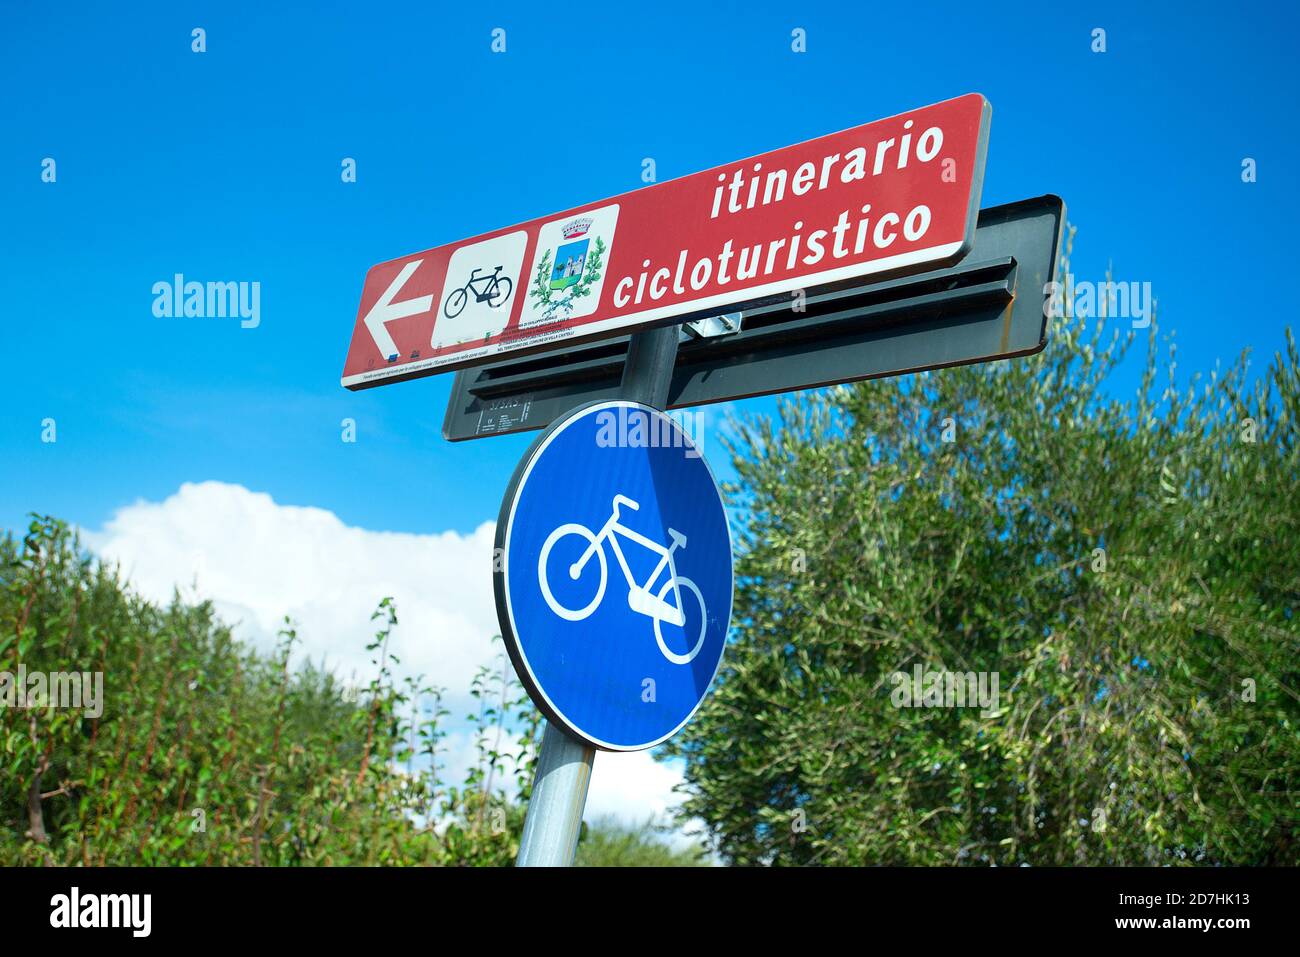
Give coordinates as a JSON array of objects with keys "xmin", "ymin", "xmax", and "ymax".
[
  {"xmin": 528, "ymin": 215, "xmax": 608, "ymax": 323},
  {"xmin": 550, "ymin": 218, "xmax": 593, "ymax": 291}
]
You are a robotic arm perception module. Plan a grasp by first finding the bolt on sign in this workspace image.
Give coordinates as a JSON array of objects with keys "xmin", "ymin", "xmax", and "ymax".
[{"xmin": 340, "ymin": 93, "xmax": 991, "ymax": 391}]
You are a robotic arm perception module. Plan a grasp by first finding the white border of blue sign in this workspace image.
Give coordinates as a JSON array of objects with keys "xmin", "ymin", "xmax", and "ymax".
[{"xmin": 493, "ymin": 399, "xmax": 734, "ymax": 752}]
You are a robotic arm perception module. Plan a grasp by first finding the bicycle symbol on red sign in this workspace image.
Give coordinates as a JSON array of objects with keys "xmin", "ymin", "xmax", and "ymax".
[{"xmin": 443, "ymin": 265, "xmax": 513, "ymax": 318}]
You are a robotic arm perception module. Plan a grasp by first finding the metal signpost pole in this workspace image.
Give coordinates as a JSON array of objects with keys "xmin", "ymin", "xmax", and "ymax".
[
  {"xmin": 619, "ymin": 324, "xmax": 680, "ymax": 408},
  {"xmin": 515, "ymin": 324, "xmax": 682, "ymax": 867},
  {"xmin": 515, "ymin": 722, "xmax": 594, "ymax": 866}
]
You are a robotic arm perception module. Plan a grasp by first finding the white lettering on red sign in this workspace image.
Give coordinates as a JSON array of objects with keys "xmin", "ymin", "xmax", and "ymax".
[{"xmin": 342, "ymin": 93, "xmax": 990, "ymax": 391}]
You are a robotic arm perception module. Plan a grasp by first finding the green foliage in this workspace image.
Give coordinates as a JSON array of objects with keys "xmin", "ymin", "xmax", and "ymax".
[
  {"xmin": 575, "ymin": 816, "xmax": 707, "ymax": 867},
  {"xmin": 665, "ymin": 237, "xmax": 1300, "ymax": 865},
  {"xmin": 0, "ymin": 519, "xmax": 539, "ymax": 865},
  {"xmin": 0, "ymin": 520, "xmax": 698, "ymax": 866}
]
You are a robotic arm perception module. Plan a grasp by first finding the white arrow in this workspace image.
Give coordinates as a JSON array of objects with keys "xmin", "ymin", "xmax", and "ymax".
[{"xmin": 363, "ymin": 259, "xmax": 434, "ymax": 360}]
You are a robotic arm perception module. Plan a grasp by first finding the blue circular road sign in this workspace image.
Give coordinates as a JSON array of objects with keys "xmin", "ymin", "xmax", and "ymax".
[{"xmin": 495, "ymin": 400, "xmax": 733, "ymax": 751}]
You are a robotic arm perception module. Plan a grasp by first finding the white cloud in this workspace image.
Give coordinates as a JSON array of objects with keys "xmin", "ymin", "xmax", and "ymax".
[
  {"xmin": 82, "ymin": 480, "xmax": 694, "ymax": 841},
  {"xmin": 84, "ymin": 480, "xmax": 498, "ymax": 697},
  {"xmin": 588, "ymin": 750, "xmax": 693, "ymax": 841}
]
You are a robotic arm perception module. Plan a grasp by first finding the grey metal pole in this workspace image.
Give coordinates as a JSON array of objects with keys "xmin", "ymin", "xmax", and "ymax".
[
  {"xmin": 514, "ymin": 323, "xmax": 681, "ymax": 867},
  {"xmin": 620, "ymin": 323, "xmax": 680, "ymax": 407},
  {"xmin": 516, "ymin": 721, "xmax": 595, "ymax": 866}
]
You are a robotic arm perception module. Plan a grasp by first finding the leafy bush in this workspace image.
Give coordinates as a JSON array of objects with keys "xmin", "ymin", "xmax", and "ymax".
[
  {"xmin": 0, "ymin": 518, "xmax": 542, "ymax": 865},
  {"xmin": 666, "ymin": 241, "xmax": 1300, "ymax": 865}
]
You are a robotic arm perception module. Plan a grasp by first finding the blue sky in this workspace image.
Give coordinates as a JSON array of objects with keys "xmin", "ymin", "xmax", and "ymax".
[{"xmin": 0, "ymin": 0, "xmax": 1293, "ymax": 533}]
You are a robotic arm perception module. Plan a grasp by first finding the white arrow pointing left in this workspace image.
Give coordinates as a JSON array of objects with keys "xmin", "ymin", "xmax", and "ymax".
[{"xmin": 363, "ymin": 259, "xmax": 434, "ymax": 360}]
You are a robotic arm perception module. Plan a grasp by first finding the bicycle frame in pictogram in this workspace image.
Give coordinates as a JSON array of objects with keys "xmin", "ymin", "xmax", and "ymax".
[
  {"xmin": 443, "ymin": 265, "xmax": 513, "ymax": 318},
  {"xmin": 536, "ymin": 493, "xmax": 708, "ymax": 665}
]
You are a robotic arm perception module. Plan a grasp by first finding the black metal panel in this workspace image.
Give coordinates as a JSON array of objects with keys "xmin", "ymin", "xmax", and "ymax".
[{"xmin": 443, "ymin": 195, "xmax": 1064, "ymax": 441}]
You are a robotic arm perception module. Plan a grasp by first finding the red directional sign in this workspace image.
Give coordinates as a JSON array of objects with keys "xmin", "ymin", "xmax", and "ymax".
[{"xmin": 342, "ymin": 93, "xmax": 991, "ymax": 391}]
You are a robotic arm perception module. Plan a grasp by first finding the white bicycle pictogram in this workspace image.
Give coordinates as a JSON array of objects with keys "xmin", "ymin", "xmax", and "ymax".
[{"xmin": 537, "ymin": 494, "xmax": 708, "ymax": 665}]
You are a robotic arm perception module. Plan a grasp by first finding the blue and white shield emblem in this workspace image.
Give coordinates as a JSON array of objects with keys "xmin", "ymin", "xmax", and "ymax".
[{"xmin": 549, "ymin": 238, "xmax": 589, "ymax": 291}]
